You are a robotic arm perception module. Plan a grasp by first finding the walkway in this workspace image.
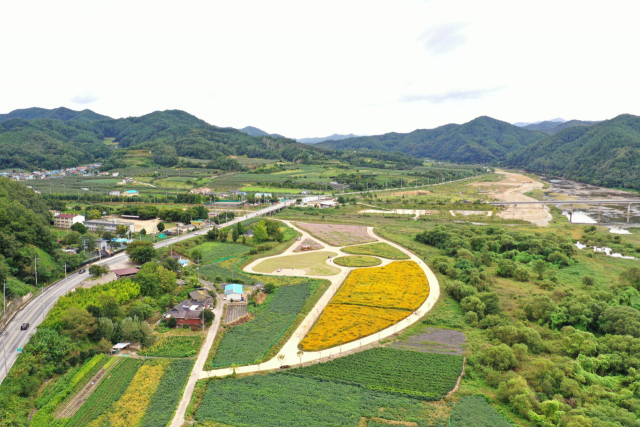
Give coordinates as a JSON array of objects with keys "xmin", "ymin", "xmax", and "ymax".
[{"xmin": 170, "ymin": 221, "xmax": 440, "ymax": 426}]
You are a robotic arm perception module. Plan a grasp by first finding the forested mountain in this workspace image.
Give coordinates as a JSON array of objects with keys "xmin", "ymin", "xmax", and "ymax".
[
  {"xmin": 316, "ymin": 116, "xmax": 546, "ymax": 163},
  {"xmin": 239, "ymin": 126, "xmax": 285, "ymax": 138},
  {"xmin": 507, "ymin": 114, "xmax": 640, "ymax": 190},
  {"xmin": 0, "ymin": 108, "xmax": 421, "ymax": 169},
  {"xmin": 522, "ymin": 119, "xmax": 599, "ymax": 134},
  {"xmin": 0, "ymin": 107, "xmax": 111, "ymax": 122},
  {"xmin": 298, "ymin": 134, "xmax": 360, "ymax": 144},
  {"xmin": 0, "ymin": 119, "xmax": 112, "ymax": 169},
  {"xmin": 513, "ymin": 118, "xmax": 565, "ymax": 127}
]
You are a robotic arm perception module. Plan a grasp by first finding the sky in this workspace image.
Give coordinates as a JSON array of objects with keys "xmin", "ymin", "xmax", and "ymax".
[{"xmin": 1, "ymin": 0, "xmax": 639, "ymax": 139}]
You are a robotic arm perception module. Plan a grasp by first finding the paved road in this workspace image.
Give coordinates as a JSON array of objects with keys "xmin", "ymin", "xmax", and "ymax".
[{"xmin": 0, "ymin": 201, "xmax": 294, "ymax": 384}]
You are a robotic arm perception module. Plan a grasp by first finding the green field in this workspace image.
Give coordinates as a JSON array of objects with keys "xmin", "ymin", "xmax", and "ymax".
[
  {"xmin": 449, "ymin": 396, "xmax": 512, "ymax": 427},
  {"xmin": 252, "ymin": 251, "xmax": 340, "ymax": 276},
  {"xmin": 240, "ymin": 186, "xmax": 305, "ymax": 194},
  {"xmin": 287, "ymin": 347, "xmax": 463, "ymax": 398},
  {"xmin": 194, "ymin": 374, "xmax": 445, "ymax": 427},
  {"xmin": 333, "ymin": 255, "xmax": 381, "ymax": 267},
  {"xmin": 341, "ymin": 242, "xmax": 410, "ymax": 260},
  {"xmin": 188, "ymin": 241, "xmax": 251, "ymax": 263},
  {"xmin": 209, "ymin": 281, "xmax": 320, "ymax": 367},
  {"xmin": 144, "ymin": 335, "xmax": 205, "ymax": 358}
]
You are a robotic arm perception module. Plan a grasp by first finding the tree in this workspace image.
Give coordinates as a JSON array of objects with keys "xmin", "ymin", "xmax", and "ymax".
[
  {"xmin": 61, "ymin": 308, "xmax": 97, "ymax": 340},
  {"xmin": 514, "ymin": 267, "xmax": 529, "ymax": 282},
  {"xmin": 201, "ymin": 308, "xmax": 215, "ymax": 326},
  {"xmin": 582, "ymin": 276, "xmax": 595, "ymax": 287},
  {"xmin": 207, "ymin": 227, "xmax": 218, "ymax": 241},
  {"xmin": 235, "ymin": 222, "xmax": 245, "ymax": 236},
  {"xmin": 232, "ymin": 227, "xmax": 240, "ymax": 242},
  {"xmin": 297, "ymin": 350, "xmax": 304, "ymax": 367},
  {"xmin": 135, "ymin": 262, "xmax": 177, "ymax": 297},
  {"xmin": 496, "ymin": 259, "xmax": 517, "ymax": 278},
  {"xmin": 126, "ymin": 241, "xmax": 157, "ymax": 263},
  {"xmin": 96, "ymin": 317, "xmax": 115, "ymax": 342},
  {"xmin": 60, "ymin": 231, "xmax": 82, "ymax": 246},
  {"xmin": 460, "ymin": 296, "xmax": 485, "ymax": 318},
  {"xmin": 70, "ymin": 222, "xmax": 87, "ymax": 234},
  {"xmin": 115, "ymin": 224, "xmax": 130, "ymax": 237},
  {"xmin": 89, "ymin": 264, "xmax": 104, "ymax": 278},
  {"xmin": 167, "ymin": 316, "xmax": 177, "ymax": 328},
  {"xmin": 481, "ymin": 344, "xmax": 517, "ymax": 371},
  {"xmin": 220, "ymin": 228, "xmax": 229, "ymax": 242},
  {"xmin": 532, "ymin": 259, "xmax": 546, "ymax": 279},
  {"xmin": 140, "ymin": 228, "xmax": 147, "ymax": 237},
  {"xmin": 161, "ymin": 257, "xmax": 180, "ymax": 273},
  {"xmin": 253, "ymin": 221, "xmax": 268, "ymax": 243},
  {"xmin": 277, "ymin": 354, "xmax": 286, "ymax": 367},
  {"xmin": 157, "ymin": 222, "xmax": 165, "ymax": 233},
  {"xmin": 191, "ymin": 249, "xmax": 203, "ymax": 262},
  {"xmin": 87, "ymin": 209, "xmax": 101, "ymax": 220},
  {"xmin": 264, "ymin": 283, "xmax": 275, "ymax": 294},
  {"xmin": 102, "ymin": 231, "xmax": 114, "ymax": 242}
]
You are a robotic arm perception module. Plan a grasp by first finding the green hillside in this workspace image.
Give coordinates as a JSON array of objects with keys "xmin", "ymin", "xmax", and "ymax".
[
  {"xmin": 0, "ymin": 107, "xmax": 111, "ymax": 122},
  {"xmin": 316, "ymin": 116, "xmax": 546, "ymax": 163},
  {"xmin": 0, "ymin": 109, "xmax": 421, "ymax": 170},
  {"xmin": 508, "ymin": 114, "xmax": 640, "ymax": 190},
  {"xmin": 523, "ymin": 119, "xmax": 599, "ymax": 134}
]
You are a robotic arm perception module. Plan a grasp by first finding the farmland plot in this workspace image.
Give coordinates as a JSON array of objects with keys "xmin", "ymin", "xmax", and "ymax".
[
  {"xmin": 341, "ymin": 242, "xmax": 410, "ymax": 260},
  {"xmin": 294, "ymin": 222, "xmax": 376, "ymax": 246},
  {"xmin": 144, "ymin": 335, "xmax": 204, "ymax": 358},
  {"xmin": 286, "ymin": 347, "xmax": 463, "ymax": 399},
  {"xmin": 449, "ymin": 396, "xmax": 512, "ymax": 427}
]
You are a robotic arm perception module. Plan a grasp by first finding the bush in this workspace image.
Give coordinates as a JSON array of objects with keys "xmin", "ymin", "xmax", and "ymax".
[
  {"xmin": 514, "ymin": 267, "xmax": 529, "ymax": 282},
  {"xmin": 481, "ymin": 344, "xmax": 517, "ymax": 371}
]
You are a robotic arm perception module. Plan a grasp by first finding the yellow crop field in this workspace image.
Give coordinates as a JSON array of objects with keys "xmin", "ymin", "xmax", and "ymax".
[
  {"xmin": 300, "ymin": 261, "xmax": 430, "ymax": 351},
  {"xmin": 332, "ymin": 261, "xmax": 429, "ymax": 311},
  {"xmin": 87, "ymin": 359, "xmax": 169, "ymax": 427},
  {"xmin": 300, "ymin": 305, "xmax": 410, "ymax": 351}
]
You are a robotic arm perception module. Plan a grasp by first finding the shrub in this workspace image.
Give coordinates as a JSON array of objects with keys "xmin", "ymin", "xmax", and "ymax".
[
  {"xmin": 514, "ymin": 267, "xmax": 529, "ymax": 282},
  {"xmin": 481, "ymin": 344, "xmax": 517, "ymax": 371}
]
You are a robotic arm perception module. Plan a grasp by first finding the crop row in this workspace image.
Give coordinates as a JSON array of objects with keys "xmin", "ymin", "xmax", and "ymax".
[
  {"xmin": 212, "ymin": 282, "xmax": 316, "ymax": 366},
  {"xmin": 65, "ymin": 358, "xmax": 143, "ymax": 427},
  {"xmin": 87, "ymin": 359, "xmax": 169, "ymax": 427},
  {"xmin": 341, "ymin": 242, "xmax": 410, "ymax": 260},
  {"xmin": 144, "ymin": 335, "xmax": 204, "ymax": 358},
  {"xmin": 449, "ymin": 395, "xmax": 512, "ymax": 427},
  {"xmin": 138, "ymin": 359, "xmax": 195, "ymax": 427},
  {"xmin": 194, "ymin": 373, "xmax": 431, "ymax": 427},
  {"xmin": 287, "ymin": 348, "xmax": 463, "ymax": 398}
]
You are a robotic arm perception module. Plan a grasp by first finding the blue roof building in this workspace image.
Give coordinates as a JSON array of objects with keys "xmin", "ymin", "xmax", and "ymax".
[{"xmin": 225, "ymin": 284, "xmax": 243, "ymax": 295}]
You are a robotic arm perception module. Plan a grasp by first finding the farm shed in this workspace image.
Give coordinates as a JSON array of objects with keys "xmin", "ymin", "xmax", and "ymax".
[
  {"xmin": 113, "ymin": 267, "xmax": 140, "ymax": 279},
  {"xmin": 225, "ymin": 284, "xmax": 244, "ymax": 301}
]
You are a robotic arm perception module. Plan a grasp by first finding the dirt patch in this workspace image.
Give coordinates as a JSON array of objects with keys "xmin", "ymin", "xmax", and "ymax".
[
  {"xmin": 293, "ymin": 238, "xmax": 324, "ymax": 252},
  {"xmin": 225, "ymin": 312, "xmax": 255, "ymax": 327},
  {"xmin": 295, "ymin": 222, "xmax": 376, "ymax": 246},
  {"xmin": 389, "ymin": 328, "xmax": 465, "ymax": 355},
  {"xmin": 390, "ymin": 190, "xmax": 432, "ymax": 196},
  {"xmin": 104, "ymin": 216, "xmax": 163, "ymax": 234}
]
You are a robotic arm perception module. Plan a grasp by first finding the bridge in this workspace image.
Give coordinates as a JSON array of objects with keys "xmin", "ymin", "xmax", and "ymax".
[{"xmin": 487, "ymin": 199, "xmax": 640, "ymax": 223}]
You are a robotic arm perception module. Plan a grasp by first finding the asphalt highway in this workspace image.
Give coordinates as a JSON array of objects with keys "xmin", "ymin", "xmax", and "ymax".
[{"xmin": 0, "ymin": 201, "xmax": 293, "ymax": 384}]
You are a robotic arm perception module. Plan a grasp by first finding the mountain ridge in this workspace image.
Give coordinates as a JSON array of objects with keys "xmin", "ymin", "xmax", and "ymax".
[{"xmin": 0, "ymin": 107, "xmax": 111, "ymax": 122}]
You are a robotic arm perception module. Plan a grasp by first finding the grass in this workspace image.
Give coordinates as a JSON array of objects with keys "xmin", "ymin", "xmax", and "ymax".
[
  {"xmin": 252, "ymin": 251, "xmax": 341, "ymax": 276},
  {"xmin": 187, "ymin": 241, "xmax": 251, "ymax": 263},
  {"xmin": 144, "ymin": 335, "xmax": 205, "ymax": 358},
  {"xmin": 341, "ymin": 242, "xmax": 410, "ymax": 260},
  {"xmin": 240, "ymin": 186, "xmax": 305, "ymax": 194},
  {"xmin": 333, "ymin": 255, "xmax": 381, "ymax": 267}
]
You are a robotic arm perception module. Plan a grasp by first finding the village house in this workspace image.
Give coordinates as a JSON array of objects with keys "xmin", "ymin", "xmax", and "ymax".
[{"xmin": 54, "ymin": 213, "xmax": 86, "ymax": 229}]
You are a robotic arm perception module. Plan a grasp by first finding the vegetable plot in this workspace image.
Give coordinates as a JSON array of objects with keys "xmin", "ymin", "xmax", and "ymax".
[
  {"xmin": 449, "ymin": 395, "xmax": 512, "ymax": 427},
  {"xmin": 287, "ymin": 348, "xmax": 463, "ymax": 399},
  {"xmin": 144, "ymin": 335, "xmax": 204, "ymax": 358}
]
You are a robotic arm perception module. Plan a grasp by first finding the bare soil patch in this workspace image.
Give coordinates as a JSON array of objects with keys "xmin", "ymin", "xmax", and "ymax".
[{"xmin": 389, "ymin": 327, "xmax": 465, "ymax": 355}]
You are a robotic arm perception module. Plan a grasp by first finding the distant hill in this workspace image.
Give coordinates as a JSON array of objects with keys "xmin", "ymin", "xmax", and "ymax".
[
  {"xmin": 507, "ymin": 114, "xmax": 640, "ymax": 190},
  {"xmin": 0, "ymin": 107, "xmax": 111, "ymax": 122},
  {"xmin": 522, "ymin": 119, "xmax": 600, "ymax": 134},
  {"xmin": 298, "ymin": 134, "xmax": 360, "ymax": 144},
  {"xmin": 316, "ymin": 116, "xmax": 547, "ymax": 163},
  {"xmin": 513, "ymin": 118, "xmax": 565, "ymax": 127},
  {"xmin": 0, "ymin": 108, "xmax": 420, "ymax": 170},
  {"xmin": 239, "ymin": 126, "xmax": 285, "ymax": 139}
]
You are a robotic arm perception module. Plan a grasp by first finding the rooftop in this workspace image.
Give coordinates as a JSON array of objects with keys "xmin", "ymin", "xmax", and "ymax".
[{"xmin": 224, "ymin": 284, "xmax": 243, "ymax": 295}]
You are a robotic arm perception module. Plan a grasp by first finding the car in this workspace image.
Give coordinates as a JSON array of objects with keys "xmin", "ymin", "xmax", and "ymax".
[
  {"xmin": 79, "ymin": 268, "xmax": 87, "ymax": 274},
  {"xmin": 20, "ymin": 323, "xmax": 29, "ymax": 330},
  {"xmin": 277, "ymin": 268, "xmax": 282, "ymax": 272}
]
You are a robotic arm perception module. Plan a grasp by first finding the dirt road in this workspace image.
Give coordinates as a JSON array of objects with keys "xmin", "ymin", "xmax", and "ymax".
[{"xmin": 473, "ymin": 170, "xmax": 552, "ymax": 226}]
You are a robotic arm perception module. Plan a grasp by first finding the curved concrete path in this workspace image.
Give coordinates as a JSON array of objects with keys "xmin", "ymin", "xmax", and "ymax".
[{"xmin": 170, "ymin": 221, "xmax": 440, "ymax": 427}]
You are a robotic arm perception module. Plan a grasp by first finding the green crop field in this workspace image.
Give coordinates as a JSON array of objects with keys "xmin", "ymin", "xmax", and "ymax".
[
  {"xmin": 189, "ymin": 241, "xmax": 251, "ymax": 264},
  {"xmin": 333, "ymin": 255, "xmax": 381, "ymax": 267},
  {"xmin": 287, "ymin": 348, "xmax": 463, "ymax": 399},
  {"xmin": 210, "ymin": 281, "xmax": 320, "ymax": 367},
  {"xmin": 449, "ymin": 396, "xmax": 512, "ymax": 427},
  {"xmin": 193, "ymin": 374, "xmax": 443, "ymax": 427},
  {"xmin": 341, "ymin": 242, "xmax": 410, "ymax": 260},
  {"xmin": 144, "ymin": 335, "xmax": 205, "ymax": 358},
  {"xmin": 65, "ymin": 358, "xmax": 143, "ymax": 427},
  {"xmin": 240, "ymin": 186, "xmax": 305, "ymax": 194},
  {"xmin": 138, "ymin": 359, "xmax": 194, "ymax": 427}
]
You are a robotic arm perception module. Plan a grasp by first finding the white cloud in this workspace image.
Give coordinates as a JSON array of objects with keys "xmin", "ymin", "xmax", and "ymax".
[
  {"xmin": 418, "ymin": 23, "xmax": 467, "ymax": 55},
  {"xmin": 71, "ymin": 92, "xmax": 100, "ymax": 104},
  {"xmin": 400, "ymin": 87, "xmax": 504, "ymax": 104}
]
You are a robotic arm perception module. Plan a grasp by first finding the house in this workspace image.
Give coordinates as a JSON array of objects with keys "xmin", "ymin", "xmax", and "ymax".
[
  {"xmin": 189, "ymin": 289, "xmax": 215, "ymax": 306},
  {"xmin": 224, "ymin": 284, "xmax": 244, "ymax": 301},
  {"xmin": 164, "ymin": 298, "xmax": 213, "ymax": 328},
  {"xmin": 84, "ymin": 219, "xmax": 135, "ymax": 234},
  {"xmin": 125, "ymin": 190, "xmax": 139, "ymax": 197},
  {"xmin": 109, "ymin": 191, "xmax": 121, "ymax": 196},
  {"xmin": 54, "ymin": 214, "xmax": 86, "ymax": 229},
  {"xmin": 112, "ymin": 172, "xmax": 120, "ymax": 177},
  {"xmin": 112, "ymin": 267, "xmax": 140, "ymax": 279}
]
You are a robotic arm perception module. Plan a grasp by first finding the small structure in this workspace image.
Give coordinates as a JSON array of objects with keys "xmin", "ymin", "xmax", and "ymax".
[
  {"xmin": 109, "ymin": 191, "xmax": 121, "ymax": 196},
  {"xmin": 189, "ymin": 289, "xmax": 215, "ymax": 306},
  {"xmin": 244, "ymin": 230, "xmax": 254, "ymax": 237},
  {"xmin": 111, "ymin": 342, "xmax": 131, "ymax": 354},
  {"xmin": 84, "ymin": 219, "xmax": 135, "ymax": 234},
  {"xmin": 125, "ymin": 190, "xmax": 139, "ymax": 197},
  {"xmin": 113, "ymin": 267, "xmax": 140, "ymax": 279},
  {"xmin": 177, "ymin": 258, "xmax": 190, "ymax": 267},
  {"xmin": 164, "ymin": 297, "xmax": 213, "ymax": 328},
  {"xmin": 224, "ymin": 284, "xmax": 244, "ymax": 301},
  {"xmin": 300, "ymin": 244, "xmax": 311, "ymax": 251},
  {"xmin": 121, "ymin": 215, "xmax": 140, "ymax": 220}
]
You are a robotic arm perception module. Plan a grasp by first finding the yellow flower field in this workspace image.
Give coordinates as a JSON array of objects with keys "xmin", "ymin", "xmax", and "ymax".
[
  {"xmin": 300, "ymin": 261, "xmax": 430, "ymax": 351},
  {"xmin": 332, "ymin": 261, "xmax": 429, "ymax": 311},
  {"xmin": 87, "ymin": 359, "xmax": 169, "ymax": 427},
  {"xmin": 300, "ymin": 305, "xmax": 411, "ymax": 351}
]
